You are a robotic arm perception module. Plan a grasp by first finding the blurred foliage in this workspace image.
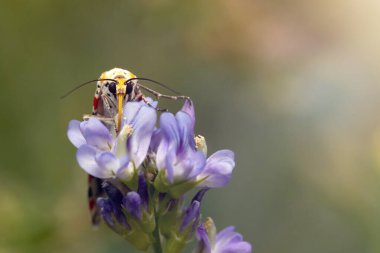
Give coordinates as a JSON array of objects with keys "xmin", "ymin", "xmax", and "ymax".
[{"xmin": 1, "ymin": 0, "xmax": 380, "ymax": 253}]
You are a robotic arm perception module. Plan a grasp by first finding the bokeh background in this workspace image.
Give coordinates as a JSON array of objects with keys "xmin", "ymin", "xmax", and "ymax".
[{"xmin": 1, "ymin": 1, "xmax": 380, "ymax": 252}]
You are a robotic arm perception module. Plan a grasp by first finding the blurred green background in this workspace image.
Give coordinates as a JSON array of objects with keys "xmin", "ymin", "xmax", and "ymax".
[{"xmin": 1, "ymin": 1, "xmax": 380, "ymax": 252}]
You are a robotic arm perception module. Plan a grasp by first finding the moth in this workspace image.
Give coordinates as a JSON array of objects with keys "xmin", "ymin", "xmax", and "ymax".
[{"xmin": 63, "ymin": 67, "xmax": 189, "ymax": 225}]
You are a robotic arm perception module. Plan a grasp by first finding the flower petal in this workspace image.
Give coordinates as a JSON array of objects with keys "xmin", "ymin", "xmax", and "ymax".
[
  {"xmin": 214, "ymin": 227, "xmax": 251, "ymax": 253},
  {"xmin": 197, "ymin": 150, "xmax": 235, "ymax": 188},
  {"xmin": 176, "ymin": 111, "xmax": 196, "ymax": 150},
  {"xmin": 187, "ymin": 150, "xmax": 207, "ymax": 179},
  {"xmin": 115, "ymin": 155, "xmax": 133, "ymax": 180},
  {"xmin": 170, "ymin": 150, "xmax": 206, "ymax": 182},
  {"xmin": 215, "ymin": 226, "xmax": 236, "ymax": 242},
  {"xmin": 220, "ymin": 241, "xmax": 252, "ymax": 253},
  {"xmin": 123, "ymin": 192, "xmax": 142, "ymax": 219},
  {"xmin": 81, "ymin": 118, "xmax": 112, "ymax": 150},
  {"xmin": 67, "ymin": 120, "xmax": 86, "ymax": 148},
  {"xmin": 127, "ymin": 105, "xmax": 157, "ymax": 168},
  {"xmin": 165, "ymin": 149, "xmax": 176, "ymax": 183},
  {"xmin": 156, "ymin": 137, "xmax": 169, "ymax": 170},
  {"xmin": 122, "ymin": 102, "xmax": 143, "ymax": 126},
  {"xmin": 195, "ymin": 225, "xmax": 211, "ymax": 253},
  {"xmin": 181, "ymin": 99, "xmax": 195, "ymax": 124},
  {"xmin": 76, "ymin": 144, "xmax": 113, "ymax": 178},
  {"xmin": 150, "ymin": 128, "xmax": 162, "ymax": 153},
  {"xmin": 137, "ymin": 173, "xmax": 149, "ymax": 210},
  {"xmin": 180, "ymin": 200, "xmax": 200, "ymax": 232},
  {"xmin": 97, "ymin": 198, "xmax": 115, "ymax": 227},
  {"xmin": 102, "ymin": 182, "xmax": 131, "ymax": 230},
  {"xmin": 159, "ymin": 112, "xmax": 180, "ymax": 149},
  {"xmin": 95, "ymin": 151, "xmax": 119, "ymax": 172},
  {"xmin": 103, "ymin": 181, "xmax": 124, "ymax": 206}
]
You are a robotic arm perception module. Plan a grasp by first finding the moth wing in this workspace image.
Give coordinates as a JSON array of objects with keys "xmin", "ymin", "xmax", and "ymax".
[{"xmin": 87, "ymin": 175, "xmax": 105, "ymax": 226}]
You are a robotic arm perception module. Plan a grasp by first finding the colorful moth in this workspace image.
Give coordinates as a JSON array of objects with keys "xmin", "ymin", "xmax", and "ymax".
[{"xmin": 82, "ymin": 67, "xmax": 189, "ymax": 225}]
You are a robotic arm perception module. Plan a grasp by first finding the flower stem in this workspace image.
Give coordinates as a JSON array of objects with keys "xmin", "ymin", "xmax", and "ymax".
[{"xmin": 152, "ymin": 207, "xmax": 163, "ymax": 253}]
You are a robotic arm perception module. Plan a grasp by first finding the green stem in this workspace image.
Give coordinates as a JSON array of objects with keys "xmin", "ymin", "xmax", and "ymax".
[{"xmin": 152, "ymin": 208, "xmax": 163, "ymax": 253}]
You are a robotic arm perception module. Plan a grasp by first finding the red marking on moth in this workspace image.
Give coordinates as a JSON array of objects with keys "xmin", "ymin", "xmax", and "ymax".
[
  {"xmin": 137, "ymin": 94, "xmax": 144, "ymax": 101},
  {"xmin": 93, "ymin": 97, "xmax": 100, "ymax": 111},
  {"xmin": 88, "ymin": 175, "xmax": 92, "ymax": 184},
  {"xmin": 89, "ymin": 199, "xmax": 96, "ymax": 210}
]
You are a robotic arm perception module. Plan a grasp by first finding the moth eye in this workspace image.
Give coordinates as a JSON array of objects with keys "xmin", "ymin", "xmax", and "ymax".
[
  {"xmin": 125, "ymin": 81, "xmax": 133, "ymax": 94},
  {"xmin": 108, "ymin": 82, "xmax": 117, "ymax": 95}
]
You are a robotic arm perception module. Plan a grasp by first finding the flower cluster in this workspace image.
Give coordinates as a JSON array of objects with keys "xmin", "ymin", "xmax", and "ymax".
[{"xmin": 67, "ymin": 99, "xmax": 251, "ymax": 253}]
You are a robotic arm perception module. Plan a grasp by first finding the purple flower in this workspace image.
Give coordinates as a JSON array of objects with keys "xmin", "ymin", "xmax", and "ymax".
[
  {"xmin": 137, "ymin": 173, "xmax": 149, "ymax": 210},
  {"xmin": 97, "ymin": 183, "xmax": 153, "ymax": 251},
  {"xmin": 66, "ymin": 86, "xmax": 249, "ymax": 252},
  {"xmin": 196, "ymin": 150, "xmax": 235, "ymax": 188},
  {"xmin": 67, "ymin": 101, "xmax": 156, "ymax": 180},
  {"xmin": 102, "ymin": 182, "xmax": 131, "ymax": 230},
  {"xmin": 155, "ymin": 109, "xmax": 206, "ymax": 183},
  {"xmin": 97, "ymin": 198, "xmax": 115, "ymax": 227},
  {"xmin": 180, "ymin": 188, "xmax": 208, "ymax": 233},
  {"xmin": 153, "ymin": 99, "xmax": 235, "ymax": 189},
  {"xmin": 121, "ymin": 100, "xmax": 157, "ymax": 170},
  {"xmin": 195, "ymin": 220, "xmax": 252, "ymax": 253},
  {"xmin": 123, "ymin": 192, "xmax": 142, "ymax": 219}
]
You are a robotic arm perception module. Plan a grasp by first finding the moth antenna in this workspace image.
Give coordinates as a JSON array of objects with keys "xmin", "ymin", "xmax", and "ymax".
[
  {"xmin": 138, "ymin": 84, "xmax": 190, "ymax": 101},
  {"xmin": 126, "ymin": 77, "xmax": 181, "ymax": 95},
  {"xmin": 60, "ymin": 78, "xmax": 117, "ymax": 99}
]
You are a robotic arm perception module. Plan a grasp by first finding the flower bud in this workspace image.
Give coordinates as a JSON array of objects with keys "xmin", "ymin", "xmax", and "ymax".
[
  {"xmin": 102, "ymin": 182, "xmax": 130, "ymax": 230},
  {"xmin": 137, "ymin": 173, "xmax": 149, "ymax": 210},
  {"xmin": 195, "ymin": 217, "xmax": 252, "ymax": 253},
  {"xmin": 123, "ymin": 192, "xmax": 142, "ymax": 220},
  {"xmin": 164, "ymin": 189, "xmax": 208, "ymax": 253}
]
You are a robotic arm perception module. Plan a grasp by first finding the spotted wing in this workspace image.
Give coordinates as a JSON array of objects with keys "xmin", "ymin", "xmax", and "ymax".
[{"xmin": 87, "ymin": 175, "xmax": 104, "ymax": 226}]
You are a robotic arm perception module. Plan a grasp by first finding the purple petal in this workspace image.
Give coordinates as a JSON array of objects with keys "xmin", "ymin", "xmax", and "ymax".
[
  {"xmin": 103, "ymin": 182, "xmax": 131, "ymax": 230},
  {"xmin": 76, "ymin": 145, "xmax": 113, "ymax": 178},
  {"xmin": 190, "ymin": 189, "xmax": 208, "ymax": 232},
  {"xmin": 214, "ymin": 227, "xmax": 252, "ymax": 253},
  {"xmin": 181, "ymin": 99, "xmax": 195, "ymax": 125},
  {"xmin": 122, "ymin": 102, "xmax": 143, "ymax": 126},
  {"xmin": 95, "ymin": 152, "xmax": 119, "ymax": 172},
  {"xmin": 216, "ymin": 226, "xmax": 236, "ymax": 242},
  {"xmin": 165, "ymin": 150, "xmax": 176, "ymax": 183},
  {"xmin": 198, "ymin": 150, "xmax": 235, "ymax": 188},
  {"xmin": 175, "ymin": 111, "xmax": 196, "ymax": 150},
  {"xmin": 67, "ymin": 120, "xmax": 86, "ymax": 148},
  {"xmin": 123, "ymin": 192, "xmax": 142, "ymax": 219},
  {"xmin": 169, "ymin": 150, "xmax": 205, "ymax": 182},
  {"xmin": 186, "ymin": 150, "xmax": 207, "ymax": 179},
  {"xmin": 224, "ymin": 242, "xmax": 252, "ymax": 253},
  {"xmin": 195, "ymin": 225, "xmax": 211, "ymax": 253},
  {"xmin": 150, "ymin": 129, "xmax": 162, "ymax": 152},
  {"xmin": 180, "ymin": 200, "xmax": 200, "ymax": 232},
  {"xmin": 103, "ymin": 181, "xmax": 123, "ymax": 206},
  {"xmin": 97, "ymin": 198, "xmax": 114, "ymax": 227},
  {"xmin": 159, "ymin": 112, "xmax": 180, "ymax": 148},
  {"xmin": 127, "ymin": 105, "xmax": 156, "ymax": 168},
  {"xmin": 80, "ymin": 118, "xmax": 112, "ymax": 150},
  {"xmin": 115, "ymin": 155, "xmax": 132, "ymax": 180},
  {"xmin": 137, "ymin": 173, "xmax": 149, "ymax": 210},
  {"xmin": 192, "ymin": 188, "xmax": 209, "ymax": 203},
  {"xmin": 156, "ymin": 137, "xmax": 169, "ymax": 170}
]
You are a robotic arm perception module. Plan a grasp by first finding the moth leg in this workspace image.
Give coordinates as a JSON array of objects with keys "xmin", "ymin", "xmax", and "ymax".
[
  {"xmin": 83, "ymin": 114, "xmax": 115, "ymax": 123},
  {"xmin": 84, "ymin": 114, "xmax": 118, "ymax": 134},
  {"xmin": 142, "ymin": 96, "xmax": 168, "ymax": 112}
]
